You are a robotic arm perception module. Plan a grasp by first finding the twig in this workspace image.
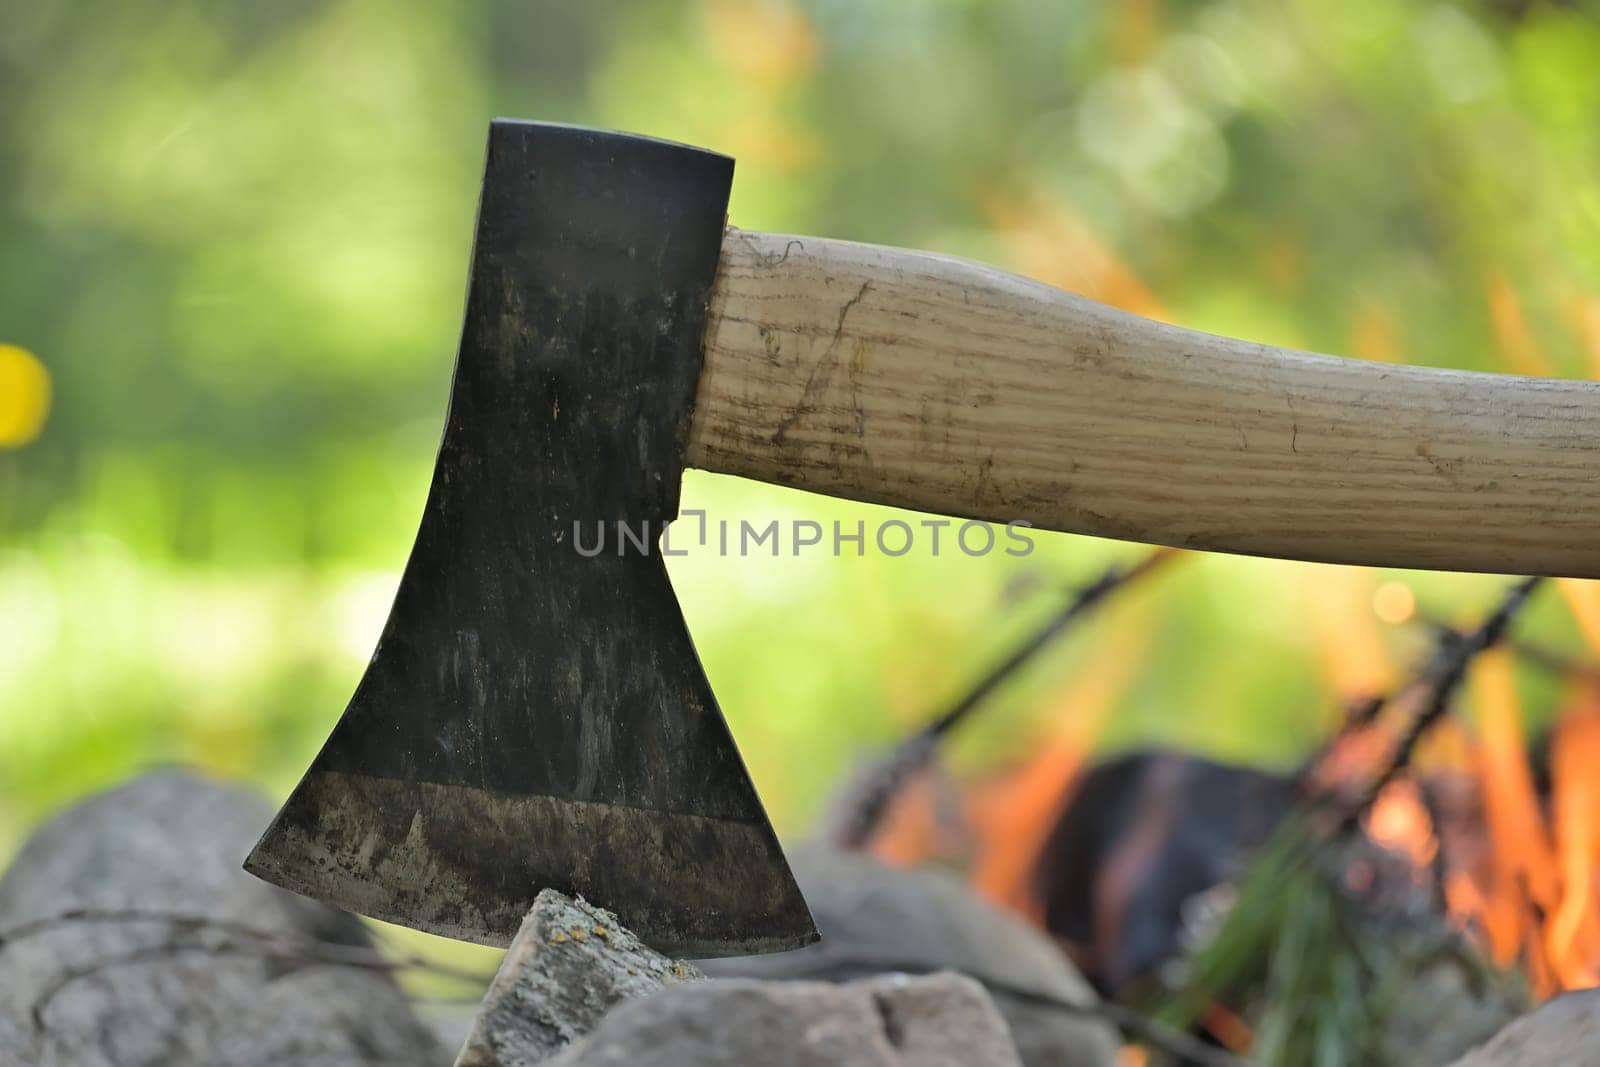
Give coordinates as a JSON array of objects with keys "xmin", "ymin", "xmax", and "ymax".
[
  {"xmin": 1416, "ymin": 781, "xmax": 1453, "ymax": 915},
  {"xmin": 32, "ymin": 941, "xmax": 275, "ymax": 1030},
  {"xmin": 1293, "ymin": 578, "xmax": 1544, "ymax": 817},
  {"xmin": 27, "ymin": 936, "xmax": 476, "ymax": 1030},
  {"xmin": 1347, "ymin": 576, "xmax": 1543, "ymax": 821},
  {"xmin": 1, "ymin": 906, "xmax": 287, "ymax": 952},
  {"xmin": 1292, "ymin": 612, "xmax": 1498, "ymax": 792},
  {"xmin": 1414, "ymin": 612, "xmax": 1600, "ymax": 688},
  {"xmin": 830, "ymin": 548, "xmax": 1180, "ymax": 849},
  {"xmin": 1006, "ymin": 986, "xmax": 1245, "ymax": 1067}
]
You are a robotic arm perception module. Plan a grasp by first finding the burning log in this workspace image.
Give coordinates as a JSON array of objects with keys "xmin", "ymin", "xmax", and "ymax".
[
  {"xmin": 823, "ymin": 550, "xmax": 1600, "ymax": 1067},
  {"xmin": 846, "ymin": 572, "xmax": 1600, "ymax": 1063},
  {"xmin": 1027, "ymin": 750, "xmax": 1292, "ymax": 997}
]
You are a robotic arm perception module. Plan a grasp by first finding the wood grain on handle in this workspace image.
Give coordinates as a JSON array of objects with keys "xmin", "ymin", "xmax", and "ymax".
[{"xmin": 688, "ymin": 228, "xmax": 1600, "ymax": 577}]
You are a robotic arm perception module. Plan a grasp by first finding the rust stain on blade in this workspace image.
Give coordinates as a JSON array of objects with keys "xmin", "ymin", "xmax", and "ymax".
[{"xmin": 246, "ymin": 770, "xmax": 817, "ymax": 958}]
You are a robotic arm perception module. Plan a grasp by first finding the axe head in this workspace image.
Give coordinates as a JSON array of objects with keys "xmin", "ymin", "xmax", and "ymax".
[{"xmin": 245, "ymin": 120, "xmax": 817, "ymax": 957}]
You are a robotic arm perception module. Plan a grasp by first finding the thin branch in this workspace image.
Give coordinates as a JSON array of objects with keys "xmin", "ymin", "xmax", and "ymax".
[
  {"xmin": 1414, "ymin": 612, "xmax": 1600, "ymax": 688},
  {"xmin": 32, "ymin": 941, "xmax": 271, "ymax": 1031},
  {"xmin": 29, "ymin": 936, "xmax": 473, "ymax": 1031},
  {"xmin": 1, "ymin": 907, "xmax": 287, "ymax": 952},
  {"xmin": 1008, "ymin": 987, "xmax": 1245, "ymax": 1067},
  {"xmin": 1293, "ymin": 578, "xmax": 1544, "ymax": 818},
  {"xmin": 831, "ymin": 547, "xmax": 1180, "ymax": 848},
  {"xmin": 1348, "ymin": 576, "xmax": 1544, "ymax": 821}
]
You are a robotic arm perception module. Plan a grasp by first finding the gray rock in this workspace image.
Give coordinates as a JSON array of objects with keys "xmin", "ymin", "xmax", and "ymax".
[
  {"xmin": 699, "ymin": 844, "xmax": 1118, "ymax": 1067},
  {"xmin": 431, "ymin": 1010, "xmax": 480, "ymax": 1058},
  {"xmin": 1450, "ymin": 988, "xmax": 1600, "ymax": 1066},
  {"xmin": 454, "ymin": 889, "xmax": 702, "ymax": 1066},
  {"xmin": 1376, "ymin": 933, "xmax": 1526, "ymax": 1066},
  {"xmin": 863, "ymin": 971, "xmax": 1025, "ymax": 1066},
  {"xmin": 545, "ymin": 972, "xmax": 1022, "ymax": 1066},
  {"xmin": 0, "ymin": 769, "xmax": 446, "ymax": 1066}
]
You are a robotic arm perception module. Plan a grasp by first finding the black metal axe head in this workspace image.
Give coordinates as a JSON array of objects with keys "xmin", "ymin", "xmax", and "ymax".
[{"xmin": 245, "ymin": 120, "xmax": 817, "ymax": 957}]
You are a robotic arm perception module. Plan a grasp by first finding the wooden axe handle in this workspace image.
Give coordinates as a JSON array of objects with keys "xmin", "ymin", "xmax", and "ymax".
[{"xmin": 689, "ymin": 228, "xmax": 1600, "ymax": 576}]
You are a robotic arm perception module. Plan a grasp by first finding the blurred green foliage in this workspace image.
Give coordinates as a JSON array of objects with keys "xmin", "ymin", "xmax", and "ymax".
[{"xmin": 3, "ymin": 0, "xmax": 1600, "ymax": 870}]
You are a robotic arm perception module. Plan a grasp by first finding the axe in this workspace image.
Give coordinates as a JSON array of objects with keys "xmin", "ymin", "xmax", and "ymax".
[{"xmin": 246, "ymin": 120, "xmax": 1600, "ymax": 957}]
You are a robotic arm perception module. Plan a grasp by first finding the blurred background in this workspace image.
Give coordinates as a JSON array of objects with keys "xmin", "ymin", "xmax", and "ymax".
[{"xmin": 4, "ymin": 0, "xmax": 1600, "ymax": 903}]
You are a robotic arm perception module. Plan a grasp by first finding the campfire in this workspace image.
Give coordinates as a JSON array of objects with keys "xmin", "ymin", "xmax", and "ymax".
[{"xmin": 856, "ymin": 568, "xmax": 1600, "ymax": 1058}]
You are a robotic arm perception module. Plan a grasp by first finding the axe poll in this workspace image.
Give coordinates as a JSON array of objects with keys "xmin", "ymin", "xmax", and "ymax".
[{"xmin": 247, "ymin": 120, "xmax": 1600, "ymax": 958}]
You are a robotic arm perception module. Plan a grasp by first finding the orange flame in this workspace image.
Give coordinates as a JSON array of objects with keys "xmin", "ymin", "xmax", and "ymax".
[
  {"xmin": 1471, "ymin": 650, "xmax": 1560, "ymax": 984},
  {"xmin": 866, "ymin": 771, "xmax": 966, "ymax": 870},
  {"xmin": 1486, "ymin": 272, "xmax": 1558, "ymax": 378},
  {"xmin": 1366, "ymin": 779, "xmax": 1437, "ymax": 868},
  {"xmin": 1116, "ymin": 1046, "xmax": 1150, "ymax": 1067},
  {"xmin": 980, "ymin": 191, "xmax": 1169, "ymax": 321},
  {"xmin": 966, "ymin": 605, "xmax": 1156, "ymax": 915},
  {"xmin": 865, "ymin": 570, "xmax": 1158, "ymax": 882},
  {"xmin": 1352, "ymin": 650, "xmax": 1600, "ymax": 999},
  {"xmin": 1562, "ymin": 294, "xmax": 1600, "ymax": 379},
  {"xmin": 1350, "ymin": 303, "xmax": 1405, "ymax": 365},
  {"xmin": 1546, "ymin": 704, "xmax": 1600, "ymax": 989},
  {"xmin": 963, "ymin": 739, "xmax": 1086, "ymax": 921},
  {"xmin": 1203, "ymin": 1002, "xmax": 1255, "ymax": 1056},
  {"xmin": 1558, "ymin": 579, "xmax": 1600, "ymax": 661},
  {"xmin": 700, "ymin": 0, "xmax": 818, "ymax": 90},
  {"xmin": 867, "ymin": 571, "xmax": 1600, "ymax": 1003}
]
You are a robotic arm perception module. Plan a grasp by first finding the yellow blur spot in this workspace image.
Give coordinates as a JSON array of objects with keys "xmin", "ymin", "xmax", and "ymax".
[
  {"xmin": 701, "ymin": 0, "xmax": 819, "ymax": 91},
  {"xmin": 1372, "ymin": 581, "xmax": 1416, "ymax": 625},
  {"xmin": 1351, "ymin": 303, "xmax": 1405, "ymax": 364},
  {"xmin": 1558, "ymin": 578, "xmax": 1600, "ymax": 658},
  {"xmin": 0, "ymin": 344, "xmax": 51, "ymax": 448}
]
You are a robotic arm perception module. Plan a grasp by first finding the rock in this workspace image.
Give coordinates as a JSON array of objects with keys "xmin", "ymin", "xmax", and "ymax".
[
  {"xmin": 431, "ymin": 1011, "xmax": 480, "ymax": 1058},
  {"xmin": 862, "ymin": 972, "xmax": 1023, "ymax": 1066},
  {"xmin": 454, "ymin": 889, "xmax": 702, "ymax": 1065},
  {"xmin": 698, "ymin": 844, "xmax": 1118, "ymax": 1067},
  {"xmin": 1449, "ymin": 988, "xmax": 1600, "ymax": 1066},
  {"xmin": 545, "ymin": 972, "xmax": 1021, "ymax": 1066},
  {"xmin": 0, "ymin": 769, "xmax": 446, "ymax": 1067},
  {"xmin": 1376, "ymin": 935, "xmax": 1526, "ymax": 1065}
]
